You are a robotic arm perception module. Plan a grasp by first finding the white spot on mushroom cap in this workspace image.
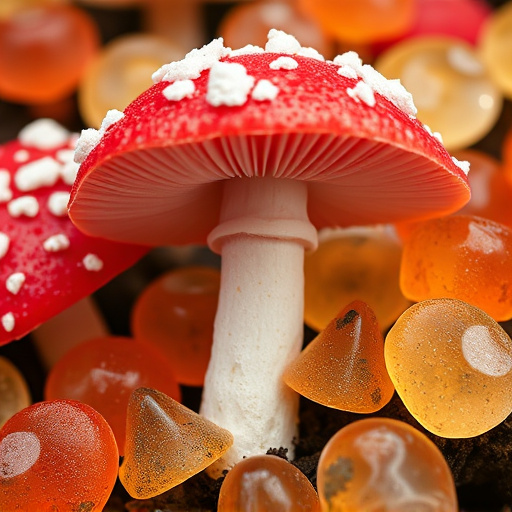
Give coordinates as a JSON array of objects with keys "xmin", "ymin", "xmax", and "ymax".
[
  {"xmin": 347, "ymin": 81, "xmax": 376, "ymax": 107},
  {"xmin": 0, "ymin": 232, "xmax": 9, "ymax": 259},
  {"xmin": 1, "ymin": 313, "xmax": 15, "ymax": 333},
  {"xmin": 269, "ymin": 56, "xmax": 298, "ymax": 70},
  {"xmin": 334, "ymin": 50, "xmax": 417, "ymax": 117},
  {"xmin": 163, "ymin": 79, "xmax": 196, "ymax": 101},
  {"xmin": 452, "ymin": 156, "xmax": 470, "ymax": 175},
  {"xmin": 423, "ymin": 124, "xmax": 444, "ymax": 143},
  {"xmin": 47, "ymin": 192, "xmax": 70, "ymax": 217},
  {"xmin": 229, "ymin": 45, "xmax": 264, "ymax": 57},
  {"xmin": 83, "ymin": 253, "xmax": 103, "ymax": 271},
  {"xmin": 265, "ymin": 28, "xmax": 302, "ymax": 54},
  {"xmin": 252, "ymin": 80, "xmax": 279, "ymax": 101},
  {"xmin": 337, "ymin": 65, "xmax": 358, "ymax": 80},
  {"xmin": 206, "ymin": 61, "xmax": 255, "ymax": 107},
  {"xmin": 43, "ymin": 234, "xmax": 70, "ymax": 252},
  {"xmin": 18, "ymin": 119, "xmax": 70, "ymax": 150},
  {"xmin": 74, "ymin": 110, "xmax": 124, "ymax": 165},
  {"xmin": 7, "ymin": 196, "xmax": 39, "ymax": 218},
  {"xmin": 6, "ymin": 273, "xmax": 25, "ymax": 295},
  {"xmin": 0, "ymin": 170, "xmax": 12, "ymax": 203},
  {"xmin": 13, "ymin": 150, "xmax": 30, "ymax": 163},
  {"xmin": 153, "ymin": 37, "xmax": 231, "ymax": 84},
  {"xmin": 14, "ymin": 157, "xmax": 61, "ymax": 192}
]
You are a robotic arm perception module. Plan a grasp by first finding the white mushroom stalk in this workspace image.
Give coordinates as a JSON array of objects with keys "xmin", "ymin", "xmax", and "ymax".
[{"xmin": 202, "ymin": 177, "xmax": 317, "ymax": 469}]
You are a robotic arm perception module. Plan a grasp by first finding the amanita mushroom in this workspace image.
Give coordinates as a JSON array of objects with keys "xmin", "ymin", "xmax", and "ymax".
[
  {"xmin": 0, "ymin": 118, "xmax": 148, "ymax": 359},
  {"xmin": 69, "ymin": 30, "xmax": 471, "ymax": 470}
]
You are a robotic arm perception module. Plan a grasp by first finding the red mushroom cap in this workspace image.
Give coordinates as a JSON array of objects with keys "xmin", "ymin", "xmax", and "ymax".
[
  {"xmin": 69, "ymin": 35, "xmax": 470, "ymax": 247},
  {"xmin": 0, "ymin": 119, "xmax": 149, "ymax": 344}
]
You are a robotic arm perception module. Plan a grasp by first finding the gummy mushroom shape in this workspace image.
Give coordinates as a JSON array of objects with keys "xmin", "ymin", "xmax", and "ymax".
[
  {"xmin": 68, "ymin": 30, "xmax": 471, "ymax": 471},
  {"xmin": 0, "ymin": 118, "xmax": 148, "ymax": 358}
]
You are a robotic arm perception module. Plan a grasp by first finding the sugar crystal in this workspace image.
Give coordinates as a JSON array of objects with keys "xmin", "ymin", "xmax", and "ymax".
[{"xmin": 206, "ymin": 61, "xmax": 255, "ymax": 107}]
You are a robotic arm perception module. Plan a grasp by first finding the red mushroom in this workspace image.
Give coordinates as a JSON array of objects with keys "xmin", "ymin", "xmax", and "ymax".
[
  {"xmin": 69, "ymin": 30, "xmax": 470, "ymax": 470},
  {"xmin": 0, "ymin": 118, "xmax": 148, "ymax": 351}
]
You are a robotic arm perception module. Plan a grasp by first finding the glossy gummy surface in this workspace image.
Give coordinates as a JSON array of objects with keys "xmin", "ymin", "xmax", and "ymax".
[
  {"xmin": 218, "ymin": 454, "xmax": 320, "ymax": 512},
  {"xmin": 400, "ymin": 214, "xmax": 512, "ymax": 321},
  {"xmin": 44, "ymin": 335, "xmax": 182, "ymax": 455},
  {"xmin": 317, "ymin": 417, "xmax": 458, "ymax": 512},
  {"xmin": 385, "ymin": 298, "xmax": 512, "ymax": 437},
  {"xmin": 283, "ymin": 300, "xmax": 395, "ymax": 413},
  {"xmin": 131, "ymin": 266, "xmax": 220, "ymax": 386},
  {"xmin": 0, "ymin": 399, "xmax": 119, "ymax": 511}
]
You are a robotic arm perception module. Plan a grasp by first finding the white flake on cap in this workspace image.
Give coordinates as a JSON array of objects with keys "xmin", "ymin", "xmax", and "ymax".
[
  {"xmin": 269, "ymin": 56, "xmax": 298, "ymax": 70},
  {"xmin": 452, "ymin": 156, "xmax": 471, "ymax": 175},
  {"xmin": 206, "ymin": 61, "xmax": 255, "ymax": 107},
  {"xmin": 252, "ymin": 80, "xmax": 279, "ymax": 101},
  {"xmin": 1, "ymin": 313, "xmax": 14, "ymax": 333},
  {"xmin": 0, "ymin": 171, "xmax": 12, "ymax": 203},
  {"xmin": 297, "ymin": 46, "xmax": 324, "ymax": 61},
  {"xmin": 47, "ymin": 192, "xmax": 70, "ymax": 217},
  {"xmin": 347, "ymin": 81, "xmax": 376, "ymax": 107},
  {"xmin": 333, "ymin": 50, "xmax": 417, "ymax": 117},
  {"xmin": 43, "ymin": 234, "xmax": 70, "ymax": 252},
  {"xmin": 83, "ymin": 253, "xmax": 103, "ymax": 271},
  {"xmin": 56, "ymin": 148, "xmax": 80, "ymax": 185},
  {"xmin": 74, "ymin": 110, "xmax": 124, "ymax": 165},
  {"xmin": 229, "ymin": 45, "xmax": 264, "ymax": 57},
  {"xmin": 153, "ymin": 38, "xmax": 231, "ymax": 84},
  {"xmin": 6, "ymin": 273, "xmax": 25, "ymax": 295},
  {"xmin": 7, "ymin": 196, "xmax": 39, "ymax": 218},
  {"xmin": 0, "ymin": 233, "xmax": 9, "ymax": 259},
  {"xmin": 18, "ymin": 119, "xmax": 70, "ymax": 150},
  {"xmin": 423, "ymin": 124, "xmax": 444, "ymax": 144},
  {"xmin": 337, "ymin": 66, "xmax": 358, "ymax": 80},
  {"xmin": 13, "ymin": 150, "xmax": 30, "ymax": 163},
  {"xmin": 265, "ymin": 29, "xmax": 301, "ymax": 54},
  {"xmin": 15, "ymin": 157, "xmax": 61, "ymax": 192},
  {"xmin": 163, "ymin": 79, "xmax": 196, "ymax": 101}
]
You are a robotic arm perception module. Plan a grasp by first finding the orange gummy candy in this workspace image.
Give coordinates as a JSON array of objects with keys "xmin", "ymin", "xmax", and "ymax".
[
  {"xmin": 297, "ymin": 0, "xmax": 415, "ymax": 43},
  {"xmin": 44, "ymin": 336, "xmax": 181, "ymax": 455},
  {"xmin": 131, "ymin": 266, "xmax": 220, "ymax": 386},
  {"xmin": 385, "ymin": 298, "xmax": 512, "ymax": 438},
  {"xmin": 0, "ymin": 356, "xmax": 30, "ymax": 428},
  {"xmin": 400, "ymin": 214, "xmax": 512, "ymax": 321},
  {"xmin": 375, "ymin": 36, "xmax": 503, "ymax": 150},
  {"xmin": 119, "ymin": 387, "xmax": 233, "ymax": 499},
  {"xmin": 283, "ymin": 300, "xmax": 394, "ymax": 413},
  {"xmin": 0, "ymin": 4, "xmax": 100, "ymax": 104},
  {"xmin": 0, "ymin": 400, "xmax": 119, "ymax": 511},
  {"xmin": 304, "ymin": 227, "xmax": 410, "ymax": 332},
  {"xmin": 218, "ymin": 454, "xmax": 320, "ymax": 512},
  {"xmin": 317, "ymin": 417, "xmax": 458, "ymax": 511}
]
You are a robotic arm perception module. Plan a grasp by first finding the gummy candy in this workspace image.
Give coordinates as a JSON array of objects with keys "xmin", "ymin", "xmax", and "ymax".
[
  {"xmin": 119, "ymin": 387, "xmax": 233, "ymax": 499},
  {"xmin": 44, "ymin": 335, "xmax": 181, "ymax": 455},
  {"xmin": 400, "ymin": 214, "xmax": 512, "ymax": 321},
  {"xmin": 0, "ymin": 399, "xmax": 119, "ymax": 511},
  {"xmin": 283, "ymin": 300, "xmax": 394, "ymax": 413},
  {"xmin": 0, "ymin": 4, "xmax": 100, "ymax": 104},
  {"xmin": 131, "ymin": 266, "xmax": 220, "ymax": 386},
  {"xmin": 385, "ymin": 298, "xmax": 512, "ymax": 437},
  {"xmin": 317, "ymin": 417, "xmax": 458, "ymax": 511},
  {"xmin": 375, "ymin": 36, "xmax": 503, "ymax": 150},
  {"xmin": 455, "ymin": 149, "xmax": 512, "ymax": 228},
  {"xmin": 479, "ymin": 1, "xmax": 512, "ymax": 99},
  {"xmin": 79, "ymin": 33, "xmax": 186, "ymax": 129},
  {"xmin": 0, "ymin": 356, "xmax": 30, "ymax": 428},
  {"xmin": 297, "ymin": 0, "xmax": 415, "ymax": 44},
  {"xmin": 304, "ymin": 227, "xmax": 410, "ymax": 332},
  {"xmin": 218, "ymin": 454, "xmax": 320, "ymax": 511}
]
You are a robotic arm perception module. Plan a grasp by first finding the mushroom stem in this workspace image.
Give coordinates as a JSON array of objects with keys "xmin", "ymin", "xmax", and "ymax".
[
  {"xmin": 31, "ymin": 296, "xmax": 108, "ymax": 368},
  {"xmin": 200, "ymin": 176, "xmax": 318, "ymax": 471}
]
